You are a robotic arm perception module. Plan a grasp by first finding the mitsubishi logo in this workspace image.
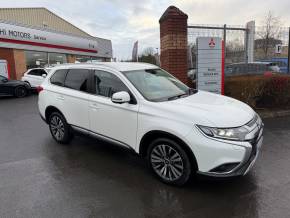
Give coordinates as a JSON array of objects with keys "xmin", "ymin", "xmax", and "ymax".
[{"xmin": 209, "ymin": 38, "xmax": 215, "ymax": 48}]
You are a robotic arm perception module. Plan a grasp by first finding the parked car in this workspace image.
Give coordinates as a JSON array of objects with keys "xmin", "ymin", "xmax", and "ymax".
[
  {"xmin": 21, "ymin": 68, "xmax": 52, "ymax": 88},
  {"xmin": 225, "ymin": 62, "xmax": 280, "ymax": 76},
  {"xmin": 259, "ymin": 58, "xmax": 288, "ymax": 73},
  {"xmin": 38, "ymin": 63, "xmax": 263, "ymax": 186},
  {"xmin": 0, "ymin": 75, "xmax": 31, "ymax": 98}
]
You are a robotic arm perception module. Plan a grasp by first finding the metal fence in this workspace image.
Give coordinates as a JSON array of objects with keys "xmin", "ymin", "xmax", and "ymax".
[
  {"xmin": 254, "ymin": 26, "xmax": 289, "ymax": 73},
  {"xmin": 188, "ymin": 24, "xmax": 247, "ymax": 67},
  {"xmin": 188, "ymin": 24, "xmax": 290, "ymax": 75}
]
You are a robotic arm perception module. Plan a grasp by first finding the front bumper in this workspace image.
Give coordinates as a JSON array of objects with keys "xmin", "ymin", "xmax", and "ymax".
[
  {"xmin": 196, "ymin": 118, "xmax": 264, "ymax": 178},
  {"xmin": 197, "ymin": 133, "xmax": 263, "ymax": 178}
]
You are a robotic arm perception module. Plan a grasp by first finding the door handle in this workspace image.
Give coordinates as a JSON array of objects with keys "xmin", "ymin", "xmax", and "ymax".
[{"xmin": 90, "ymin": 103, "xmax": 100, "ymax": 110}]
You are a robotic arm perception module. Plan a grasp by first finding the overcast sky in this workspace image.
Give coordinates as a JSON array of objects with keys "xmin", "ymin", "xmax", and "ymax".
[{"xmin": 0, "ymin": 0, "xmax": 290, "ymax": 59}]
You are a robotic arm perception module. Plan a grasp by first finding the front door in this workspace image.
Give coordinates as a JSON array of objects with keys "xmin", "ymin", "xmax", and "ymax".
[
  {"xmin": 26, "ymin": 69, "xmax": 46, "ymax": 87},
  {"xmin": 88, "ymin": 70, "xmax": 139, "ymax": 149}
]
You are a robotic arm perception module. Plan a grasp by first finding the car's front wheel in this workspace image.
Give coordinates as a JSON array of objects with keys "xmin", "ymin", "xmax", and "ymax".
[
  {"xmin": 147, "ymin": 138, "xmax": 192, "ymax": 186},
  {"xmin": 49, "ymin": 112, "xmax": 72, "ymax": 144}
]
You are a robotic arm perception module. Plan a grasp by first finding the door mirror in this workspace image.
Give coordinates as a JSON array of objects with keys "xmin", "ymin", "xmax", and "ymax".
[
  {"xmin": 42, "ymin": 74, "xmax": 47, "ymax": 78},
  {"xmin": 1, "ymin": 78, "xmax": 8, "ymax": 83},
  {"xmin": 111, "ymin": 91, "xmax": 130, "ymax": 104}
]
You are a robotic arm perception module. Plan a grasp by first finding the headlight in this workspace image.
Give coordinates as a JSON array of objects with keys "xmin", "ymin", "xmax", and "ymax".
[{"xmin": 197, "ymin": 125, "xmax": 249, "ymax": 141}]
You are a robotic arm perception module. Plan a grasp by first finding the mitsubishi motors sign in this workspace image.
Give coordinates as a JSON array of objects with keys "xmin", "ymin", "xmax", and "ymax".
[
  {"xmin": 0, "ymin": 22, "xmax": 111, "ymax": 57},
  {"xmin": 196, "ymin": 37, "xmax": 224, "ymax": 94}
]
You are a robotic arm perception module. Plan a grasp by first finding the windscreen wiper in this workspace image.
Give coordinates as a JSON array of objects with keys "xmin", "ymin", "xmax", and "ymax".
[
  {"xmin": 167, "ymin": 93, "xmax": 188, "ymax": 100},
  {"xmin": 188, "ymin": 88, "xmax": 198, "ymax": 95}
]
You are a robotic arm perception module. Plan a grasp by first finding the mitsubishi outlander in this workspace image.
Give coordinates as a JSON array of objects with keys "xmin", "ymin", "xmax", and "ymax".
[{"xmin": 38, "ymin": 62, "xmax": 263, "ymax": 186}]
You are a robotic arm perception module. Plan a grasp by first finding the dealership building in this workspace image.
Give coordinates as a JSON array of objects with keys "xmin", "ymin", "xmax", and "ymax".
[{"xmin": 0, "ymin": 8, "xmax": 113, "ymax": 79}]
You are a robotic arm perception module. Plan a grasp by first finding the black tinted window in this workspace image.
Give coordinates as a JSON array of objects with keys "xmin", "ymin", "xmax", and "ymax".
[
  {"xmin": 28, "ymin": 69, "xmax": 46, "ymax": 76},
  {"xmin": 94, "ymin": 70, "xmax": 128, "ymax": 97},
  {"xmin": 28, "ymin": 69, "xmax": 39, "ymax": 76},
  {"xmin": 65, "ymin": 69, "xmax": 90, "ymax": 92},
  {"xmin": 50, "ymin": 69, "xmax": 67, "ymax": 86},
  {"xmin": 39, "ymin": 69, "xmax": 47, "ymax": 75}
]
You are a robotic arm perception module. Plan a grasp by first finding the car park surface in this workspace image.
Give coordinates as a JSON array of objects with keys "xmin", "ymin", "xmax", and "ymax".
[{"xmin": 0, "ymin": 95, "xmax": 290, "ymax": 217}]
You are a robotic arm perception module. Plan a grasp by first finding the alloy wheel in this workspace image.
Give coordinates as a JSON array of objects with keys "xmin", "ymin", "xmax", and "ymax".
[
  {"xmin": 150, "ymin": 144, "xmax": 184, "ymax": 181},
  {"xmin": 15, "ymin": 87, "xmax": 27, "ymax": 98},
  {"xmin": 50, "ymin": 116, "xmax": 65, "ymax": 141}
]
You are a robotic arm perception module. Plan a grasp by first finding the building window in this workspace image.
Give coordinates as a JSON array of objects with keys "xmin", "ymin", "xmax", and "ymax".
[
  {"xmin": 48, "ymin": 53, "xmax": 67, "ymax": 65},
  {"xmin": 25, "ymin": 51, "xmax": 68, "ymax": 69},
  {"xmin": 25, "ymin": 51, "xmax": 48, "ymax": 69},
  {"xmin": 75, "ymin": 55, "xmax": 91, "ymax": 63},
  {"xmin": 75, "ymin": 55, "xmax": 106, "ymax": 63}
]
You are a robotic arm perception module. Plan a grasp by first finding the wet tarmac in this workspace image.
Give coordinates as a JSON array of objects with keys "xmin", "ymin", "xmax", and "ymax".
[{"xmin": 0, "ymin": 95, "xmax": 290, "ymax": 218}]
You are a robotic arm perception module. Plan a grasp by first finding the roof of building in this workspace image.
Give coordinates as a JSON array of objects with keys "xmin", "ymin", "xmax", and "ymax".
[
  {"xmin": 0, "ymin": 7, "xmax": 91, "ymax": 38},
  {"xmin": 53, "ymin": 62, "xmax": 158, "ymax": 72}
]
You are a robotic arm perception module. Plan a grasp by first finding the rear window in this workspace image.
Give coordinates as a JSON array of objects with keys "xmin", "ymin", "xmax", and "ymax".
[
  {"xmin": 64, "ymin": 69, "xmax": 90, "ymax": 92},
  {"xmin": 50, "ymin": 69, "xmax": 67, "ymax": 86}
]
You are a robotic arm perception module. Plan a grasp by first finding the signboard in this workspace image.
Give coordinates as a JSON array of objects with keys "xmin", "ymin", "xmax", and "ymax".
[
  {"xmin": 0, "ymin": 22, "xmax": 103, "ymax": 57},
  {"xmin": 275, "ymin": 44, "xmax": 282, "ymax": 54},
  {"xmin": 196, "ymin": 37, "xmax": 224, "ymax": 94},
  {"xmin": 0, "ymin": 59, "xmax": 9, "ymax": 79}
]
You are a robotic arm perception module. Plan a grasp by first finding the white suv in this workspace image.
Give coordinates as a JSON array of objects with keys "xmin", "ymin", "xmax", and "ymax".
[
  {"xmin": 38, "ymin": 62, "xmax": 263, "ymax": 186},
  {"xmin": 22, "ymin": 68, "xmax": 51, "ymax": 88}
]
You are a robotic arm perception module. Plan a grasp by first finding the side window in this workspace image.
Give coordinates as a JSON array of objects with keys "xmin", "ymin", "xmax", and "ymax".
[
  {"xmin": 64, "ymin": 69, "xmax": 90, "ymax": 92},
  {"xmin": 94, "ymin": 70, "xmax": 129, "ymax": 98},
  {"xmin": 27, "ymin": 69, "xmax": 39, "ymax": 76},
  {"xmin": 39, "ymin": 69, "xmax": 47, "ymax": 76},
  {"xmin": 50, "ymin": 69, "xmax": 67, "ymax": 86}
]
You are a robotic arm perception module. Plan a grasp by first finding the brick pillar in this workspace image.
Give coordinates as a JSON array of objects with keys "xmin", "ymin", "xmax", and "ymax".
[
  {"xmin": 0, "ymin": 48, "xmax": 16, "ymax": 79},
  {"xmin": 0, "ymin": 48, "xmax": 27, "ymax": 80},
  {"xmin": 67, "ymin": 54, "xmax": 76, "ymax": 63},
  {"xmin": 13, "ymin": 49, "xmax": 27, "ymax": 80},
  {"xmin": 159, "ymin": 6, "xmax": 190, "ymax": 85}
]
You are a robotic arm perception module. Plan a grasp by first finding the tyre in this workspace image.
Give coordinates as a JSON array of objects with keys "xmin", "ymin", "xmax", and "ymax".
[
  {"xmin": 14, "ymin": 86, "xmax": 27, "ymax": 98},
  {"xmin": 48, "ymin": 112, "xmax": 72, "ymax": 144},
  {"xmin": 147, "ymin": 138, "xmax": 192, "ymax": 186}
]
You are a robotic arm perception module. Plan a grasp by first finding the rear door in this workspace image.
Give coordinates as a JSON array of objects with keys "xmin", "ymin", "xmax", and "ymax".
[
  {"xmin": 34, "ymin": 69, "xmax": 47, "ymax": 86},
  {"xmin": 60, "ymin": 68, "xmax": 91, "ymax": 130},
  {"xmin": 25, "ymin": 69, "xmax": 41, "ymax": 87}
]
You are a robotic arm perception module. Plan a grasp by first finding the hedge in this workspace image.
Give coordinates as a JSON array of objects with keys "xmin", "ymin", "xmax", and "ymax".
[{"xmin": 224, "ymin": 74, "xmax": 290, "ymax": 109}]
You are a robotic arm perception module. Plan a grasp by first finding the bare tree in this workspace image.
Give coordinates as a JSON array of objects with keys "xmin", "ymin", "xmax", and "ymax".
[
  {"xmin": 142, "ymin": 47, "xmax": 155, "ymax": 56},
  {"xmin": 138, "ymin": 47, "xmax": 157, "ymax": 64},
  {"xmin": 258, "ymin": 11, "xmax": 282, "ymax": 58}
]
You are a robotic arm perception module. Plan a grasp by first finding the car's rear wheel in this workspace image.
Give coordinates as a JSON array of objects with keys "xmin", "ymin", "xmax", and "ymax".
[
  {"xmin": 147, "ymin": 138, "xmax": 192, "ymax": 186},
  {"xmin": 14, "ymin": 86, "xmax": 27, "ymax": 98},
  {"xmin": 49, "ymin": 112, "xmax": 72, "ymax": 144}
]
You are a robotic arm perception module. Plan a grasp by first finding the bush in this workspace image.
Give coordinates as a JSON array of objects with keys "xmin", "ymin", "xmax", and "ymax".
[
  {"xmin": 260, "ymin": 76, "xmax": 290, "ymax": 108},
  {"xmin": 225, "ymin": 74, "xmax": 290, "ymax": 109}
]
